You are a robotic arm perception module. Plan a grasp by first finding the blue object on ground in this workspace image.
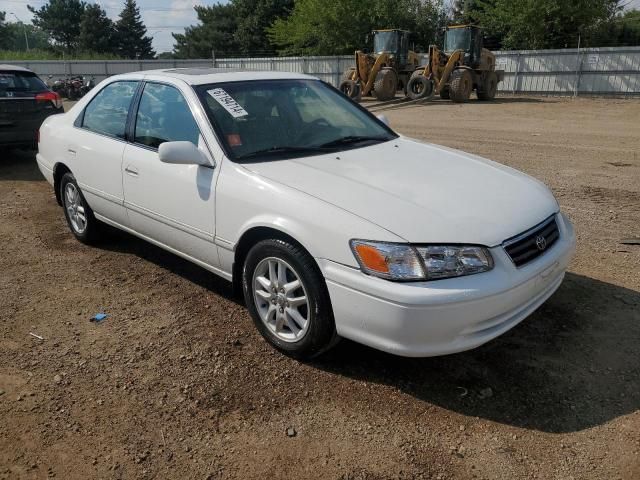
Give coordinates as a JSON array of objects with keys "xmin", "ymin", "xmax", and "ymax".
[{"xmin": 91, "ymin": 313, "xmax": 108, "ymax": 322}]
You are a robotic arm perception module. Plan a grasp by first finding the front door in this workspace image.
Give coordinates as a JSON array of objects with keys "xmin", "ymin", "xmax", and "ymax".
[{"xmin": 121, "ymin": 81, "xmax": 218, "ymax": 268}]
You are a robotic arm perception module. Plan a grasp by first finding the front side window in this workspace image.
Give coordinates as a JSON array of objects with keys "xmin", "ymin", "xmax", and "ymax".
[
  {"xmin": 196, "ymin": 79, "xmax": 396, "ymax": 161},
  {"xmin": 82, "ymin": 81, "xmax": 138, "ymax": 139},
  {"xmin": 134, "ymin": 83, "xmax": 200, "ymax": 149}
]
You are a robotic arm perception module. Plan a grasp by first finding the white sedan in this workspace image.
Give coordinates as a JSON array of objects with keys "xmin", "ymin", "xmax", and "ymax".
[{"xmin": 36, "ymin": 69, "xmax": 575, "ymax": 359}]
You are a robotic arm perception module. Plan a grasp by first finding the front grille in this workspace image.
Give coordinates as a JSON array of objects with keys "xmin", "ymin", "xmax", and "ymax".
[{"xmin": 503, "ymin": 215, "xmax": 559, "ymax": 267}]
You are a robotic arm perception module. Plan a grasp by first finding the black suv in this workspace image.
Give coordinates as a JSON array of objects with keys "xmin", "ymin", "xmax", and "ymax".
[{"xmin": 0, "ymin": 65, "xmax": 64, "ymax": 149}]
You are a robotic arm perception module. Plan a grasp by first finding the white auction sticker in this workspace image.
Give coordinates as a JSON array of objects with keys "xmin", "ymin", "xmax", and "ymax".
[{"xmin": 207, "ymin": 88, "xmax": 248, "ymax": 118}]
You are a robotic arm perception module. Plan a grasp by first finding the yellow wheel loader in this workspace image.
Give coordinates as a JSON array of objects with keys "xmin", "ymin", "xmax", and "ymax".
[
  {"xmin": 339, "ymin": 29, "xmax": 421, "ymax": 102},
  {"xmin": 406, "ymin": 25, "xmax": 504, "ymax": 103}
]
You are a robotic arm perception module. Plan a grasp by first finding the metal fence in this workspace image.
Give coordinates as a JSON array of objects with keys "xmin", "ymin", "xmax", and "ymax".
[{"xmin": 7, "ymin": 45, "xmax": 640, "ymax": 95}]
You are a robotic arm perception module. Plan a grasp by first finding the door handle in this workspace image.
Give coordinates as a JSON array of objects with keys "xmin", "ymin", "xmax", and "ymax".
[{"xmin": 124, "ymin": 166, "xmax": 139, "ymax": 176}]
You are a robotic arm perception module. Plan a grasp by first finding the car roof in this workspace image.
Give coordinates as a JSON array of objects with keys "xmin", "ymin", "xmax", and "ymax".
[
  {"xmin": 0, "ymin": 64, "xmax": 34, "ymax": 73},
  {"xmin": 118, "ymin": 68, "xmax": 315, "ymax": 85}
]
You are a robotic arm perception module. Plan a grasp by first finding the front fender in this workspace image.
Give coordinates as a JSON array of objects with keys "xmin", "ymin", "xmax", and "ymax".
[{"xmin": 215, "ymin": 161, "xmax": 404, "ymax": 272}]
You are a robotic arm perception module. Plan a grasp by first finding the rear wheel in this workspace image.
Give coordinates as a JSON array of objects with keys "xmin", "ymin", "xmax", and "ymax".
[
  {"xmin": 449, "ymin": 69, "xmax": 473, "ymax": 103},
  {"xmin": 477, "ymin": 71, "xmax": 498, "ymax": 101},
  {"xmin": 406, "ymin": 71, "xmax": 434, "ymax": 100},
  {"xmin": 372, "ymin": 69, "xmax": 397, "ymax": 101},
  {"xmin": 60, "ymin": 173, "xmax": 98, "ymax": 244},
  {"xmin": 243, "ymin": 239, "xmax": 338, "ymax": 359}
]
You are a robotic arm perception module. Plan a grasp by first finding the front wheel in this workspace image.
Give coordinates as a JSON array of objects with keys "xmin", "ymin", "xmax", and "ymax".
[
  {"xmin": 449, "ymin": 69, "xmax": 473, "ymax": 103},
  {"xmin": 242, "ymin": 239, "xmax": 337, "ymax": 359}
]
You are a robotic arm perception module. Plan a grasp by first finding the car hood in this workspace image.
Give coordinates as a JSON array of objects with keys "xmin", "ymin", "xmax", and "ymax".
[{"xmin": 242, "ymin": 137, "xmax": 558, "ymax": 246}]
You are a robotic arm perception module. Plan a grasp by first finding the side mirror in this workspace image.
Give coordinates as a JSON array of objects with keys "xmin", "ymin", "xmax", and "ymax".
[
  {"xmin": 158, "ymin": 141, "xmax": 211, "ymax": 166},
  {"xmin": 376, "ymin": 114, "xmax": 390, "ymax": 126}
]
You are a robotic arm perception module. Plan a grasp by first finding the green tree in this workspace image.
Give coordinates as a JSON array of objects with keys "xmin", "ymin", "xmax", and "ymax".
[
  {"xmin": 233, "ymin": 0, "xmax": 294, "ymax": 55},
  {"xmin": 114, "ymin": 0, "xmax": 155, "ymax": 59},
  {"xmin": 78, "ymin": 4, "xmax": 115, "ymax": 54},
  {"xmin": 2, "ymin": 22, "xmax": 50, "ymax": 50},
  {"xmin": 173, "ymin": 4, "xmax": 239, "ymax": 58},
  {"xmin": 28, "ymin": 0, "xmax": 86, "ymax": 51},
  {"xmin": 474, "ymin": 0, "xmax": 622, "ymax": 49},
  {"xmin": 268, "ymin": 0, "xmax": 446, "ymax": 56},
  {"xmin": 0, "ymin": 12, "xmax": 9, "ymax": 48},
  {"xmin": 593, "ymin": 9, "xmax": 640, "ymax": 46}
]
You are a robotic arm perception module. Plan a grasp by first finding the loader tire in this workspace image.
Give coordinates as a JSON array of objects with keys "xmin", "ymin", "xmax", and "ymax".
[
  {"xmin": 439, "ymin": 87, "xmax": 450, "ymax": 100},
  {"xmin": 449, "ymin": 69, "xmax": 473, "ymax": 103},
  {"xmin": 406, "ymin": 72, "xmax": 434, "ymax": 100},
  {"xmin": 372, "ymin": 69, "xmax": 397, "ymax": 101},
  {"xmin": 339, "ymin": 79, "xmax": 361, "ymax": 102},
  {"xmin": 342, "ymin": 68, "xmax": 357, "ymax": 81},
  {"xmin": 477, "ymin": 71, "xmax": 498, "ymax": 101}
]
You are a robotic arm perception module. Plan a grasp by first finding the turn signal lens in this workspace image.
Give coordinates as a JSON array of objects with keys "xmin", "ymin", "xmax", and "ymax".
[
  {"xmin": 350, "ymin": 240, "xmax": 425, "ymax": 280},
  {"xmin": 354, "ymin": 244, "xmax": 390, "ymax": 273}
]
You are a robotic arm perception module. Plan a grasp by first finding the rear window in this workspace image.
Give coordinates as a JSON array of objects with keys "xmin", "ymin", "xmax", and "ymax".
[{"xmin": 0, "ymin": 71, "xmax": 47, "ymax": 97}]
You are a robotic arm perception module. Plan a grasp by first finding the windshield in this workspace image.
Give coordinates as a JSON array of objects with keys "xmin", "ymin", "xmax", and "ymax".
[
  {"xmin": 444, "ymin": 28, "xmax": 471, "ymax": 53},
  {"xmin": 196, "ymin": 79, "xmax": 396, "ymax": 161},
  {"xmin": 373, "ymin": 31, "xmax": 398, "ymax": 53}
]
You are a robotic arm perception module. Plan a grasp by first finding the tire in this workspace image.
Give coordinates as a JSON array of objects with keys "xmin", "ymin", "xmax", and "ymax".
[
  {"xmin": 339, "ymin": 79, "xmax": 361, "ymax": 102},
  {"xmin": 448, "ymin": 69, "xmax": 473, "ymax": 103},
  {"xmin": 60, "ymin": 172, "xmax": 98, "ymax": 244},
  {"xmin": 477, "ymin": 71, "xmax": 498, "ymax": 101},
  {"xmin": 242, "ymin": 238, "xmax": 338, "ymax": 359},
  {"xmin": 372, "ymin": 68, "xmax": 397, "ymax": 101},
  {"xmin": 439, "ymin": 87, "xmax": 450, "ymax": 100},
  {"xmin": 406, "ymin": 72, "xmax": 434, "ymax": 100}
]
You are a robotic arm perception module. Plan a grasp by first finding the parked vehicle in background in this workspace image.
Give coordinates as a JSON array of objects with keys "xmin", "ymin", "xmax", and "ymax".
[
  {"xmin": 47, "ymin": 75, "xmax": 96, "ymax": 100},
  {"xmin": 0, "ymin": 65, "xmax": 64, "ymax": 150},
  {"xmin": 36, "ymin": 69, "xmax": 575, "ymax": 359}
]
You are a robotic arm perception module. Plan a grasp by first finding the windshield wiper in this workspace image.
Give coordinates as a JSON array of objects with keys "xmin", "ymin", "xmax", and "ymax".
[
  {"xmin": 236, "ymin": 145, "xmax": 328, "ymax": 161},
  {"xmin": 318, "ymin": 135, "xmax": 390, "ymax": 148}
]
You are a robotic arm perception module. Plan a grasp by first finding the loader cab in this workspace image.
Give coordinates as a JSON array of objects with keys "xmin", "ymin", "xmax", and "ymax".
[
  {"xmin": 444, "ymin": 25, "xmax": 483, "ymax": 67},
  {"xmin": 372, "ymin": 29, "xmax": 410, "ymax": 68}
]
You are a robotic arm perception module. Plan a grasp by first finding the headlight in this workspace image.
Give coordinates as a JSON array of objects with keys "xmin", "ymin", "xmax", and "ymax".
[
  {"xmin": 415, "ymin": 245, "xmax": 494, "ymax": 280},
  {"xmin": 350, "ymin": 240, "xmax": 493, "ymax": 281}
]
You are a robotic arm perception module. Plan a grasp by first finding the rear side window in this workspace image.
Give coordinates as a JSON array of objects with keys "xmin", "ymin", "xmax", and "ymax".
[
  {"xmin": 0, "ymin": 71, "xmax": 47, "ymax": 97},
  {"xmin": 82, "ymin": 81, "xmax": 138, "ymax": 139},
  {"xmin": 134, "ymin": 83, "xmax": 200, "ymax": 149}
]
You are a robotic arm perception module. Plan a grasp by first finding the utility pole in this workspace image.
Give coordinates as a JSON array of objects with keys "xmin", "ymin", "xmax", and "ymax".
[{"xmin": 10, "ymin": 13, "xmax": 30, "ymax": 52}]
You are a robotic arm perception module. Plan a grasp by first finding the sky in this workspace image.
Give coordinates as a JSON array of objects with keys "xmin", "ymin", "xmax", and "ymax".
[
  {"xmin": 1, "ymin": 0, "xmax": 639, "ymax": 54},
  {"xmin": 0, "ymin": 0, "xmax": 227, "ymax": 53}
]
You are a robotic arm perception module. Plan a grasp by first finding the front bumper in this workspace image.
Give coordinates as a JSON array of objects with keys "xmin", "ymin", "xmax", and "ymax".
[{"xmin": 320, "ymin": 212, "xmax": 576, "ymax": 357}]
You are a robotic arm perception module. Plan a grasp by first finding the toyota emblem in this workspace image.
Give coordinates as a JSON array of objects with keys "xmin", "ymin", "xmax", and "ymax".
[{"xmin": 535, "ymin": 235, "xmax": 547, "ymax": 251}]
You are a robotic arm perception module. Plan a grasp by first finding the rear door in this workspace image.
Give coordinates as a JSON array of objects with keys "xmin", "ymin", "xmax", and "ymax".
[
  {"xmin": 68, "ymin": 80, "xmax": 139, "ymax": 226},
  {"xmin": 0, "ymin": 69, "xmax": 58, "ymax": 145}
]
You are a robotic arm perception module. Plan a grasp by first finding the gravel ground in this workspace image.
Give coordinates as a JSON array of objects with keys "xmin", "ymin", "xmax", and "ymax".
[{"xmin": 1, "ymin": 96, "xmax": 639, "ymax": 480}]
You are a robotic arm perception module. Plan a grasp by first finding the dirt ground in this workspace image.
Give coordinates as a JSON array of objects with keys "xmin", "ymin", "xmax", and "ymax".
[{"xmin": 1, "ymin": 96, "xmax": 639, "ymax": 480}]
